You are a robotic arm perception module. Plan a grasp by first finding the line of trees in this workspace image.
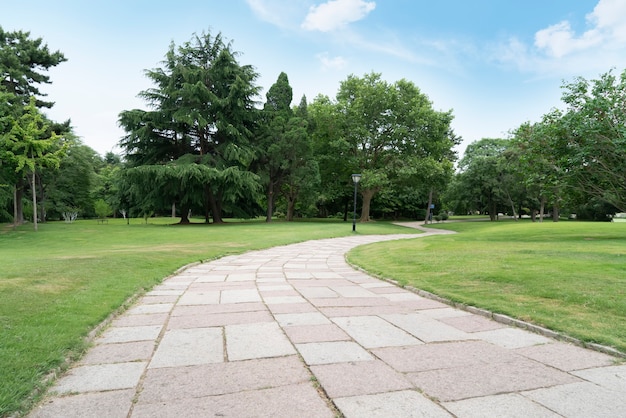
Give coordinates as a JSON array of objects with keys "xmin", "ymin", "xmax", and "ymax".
[
  {"xmin": 4, "ymin": 26, "xmax": 622, "ymax": 226},
  {"xmin": 444, "ymin": 70, "xmax": 626, "ymax": 221}
]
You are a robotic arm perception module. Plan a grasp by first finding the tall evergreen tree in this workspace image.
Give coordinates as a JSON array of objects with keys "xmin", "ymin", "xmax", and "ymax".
[{"xmin": 119, "ymin": 31, "xmax": 261, "ymax": 223}]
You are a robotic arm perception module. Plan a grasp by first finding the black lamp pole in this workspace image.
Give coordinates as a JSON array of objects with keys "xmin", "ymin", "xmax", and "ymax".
[{"xmin": 351, "ymin": 174, "xmax": 361, "ymax": 232}]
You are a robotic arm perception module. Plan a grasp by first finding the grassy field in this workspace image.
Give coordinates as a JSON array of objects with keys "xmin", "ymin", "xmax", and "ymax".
[
  {"xmin": 348, "ymin": 220, "xmax": 626, "ymax": 353},
  {"xmin": 0, "ymin": 217, "xmax": 413, "ymax": 417}
]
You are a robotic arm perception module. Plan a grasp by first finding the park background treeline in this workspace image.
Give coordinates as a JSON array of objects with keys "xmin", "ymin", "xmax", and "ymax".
[{"xmin": 2, "ymin": 27, "xmax": 625, "ymax": 226}]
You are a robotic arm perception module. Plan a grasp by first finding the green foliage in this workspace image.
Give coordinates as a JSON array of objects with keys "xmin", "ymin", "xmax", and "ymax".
[
  {"xmin": 118, "ymin": 30, "xmax": 261, "ymax": 223},
  {"xmin": 93, "ymin": 199, "xmax": 111, "ymax": 219}
]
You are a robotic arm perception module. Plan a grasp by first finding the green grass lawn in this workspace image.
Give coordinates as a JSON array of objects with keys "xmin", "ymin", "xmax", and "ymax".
[
  {"xmin": 0, "ymin": 217, "xmax": 412, "ymax": 416},
  {"xmin": 348, "ymin": 220, "xmax": 626, "ymax": 353}
]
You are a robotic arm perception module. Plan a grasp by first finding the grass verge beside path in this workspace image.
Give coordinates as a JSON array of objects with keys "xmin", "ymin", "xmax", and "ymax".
[
  {"xmin": 0, "ymin": 218, "xmax": 413, "ymax": 417},
  {"xmin": 349, "ymin": 220, "xmax": 626, "ymax": 354}
]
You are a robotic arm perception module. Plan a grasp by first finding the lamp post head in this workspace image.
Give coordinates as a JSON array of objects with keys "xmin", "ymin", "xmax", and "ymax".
[{"xmin": 351, "ymin": 173, "xmax": 362, "ymax": 184}]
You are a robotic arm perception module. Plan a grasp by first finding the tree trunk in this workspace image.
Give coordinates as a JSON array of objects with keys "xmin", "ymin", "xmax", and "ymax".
[
  {"xmin": 32, "ymin": 171, "xmax": 38, "ymax": 231},
  {"xmin": 208, "ymin": 188, "xmax": 224, "ymax": 224},
  {"xmin": 359, "ymin": 188, "xmax": 376, "ymax": 222},
  {"xmin": 539, "ymin": 196, "xmax": 546, "ymax": 223},
  {"xmin": 171, "ymin": 202, "xmax": 176, "ymax": 218},
  {"xmin": 266, "ymin": 182, "xmax": 274, "ymax": 222},
  {"xmin": 14, "ymin": 178, "xmax": 25, "ymax": 225},
  {"xmin": 179, "ymin": 205, "xmax": 190, "ymax": 224},
  {"xmin": 488, "ymin": 199, "xmax": 497, "ymax": 221},
  {"xmin": 552, "ymin": 203, "xmax": 559, "ymax": 222}
]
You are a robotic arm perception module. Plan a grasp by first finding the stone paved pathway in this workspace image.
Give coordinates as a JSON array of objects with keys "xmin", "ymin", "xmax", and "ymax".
[{"xmin": 29, "ymin": 226, "xmax": 626, "ymax": 417}]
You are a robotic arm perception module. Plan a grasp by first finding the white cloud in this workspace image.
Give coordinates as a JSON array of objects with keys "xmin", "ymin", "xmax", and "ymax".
[
  {"xmin": 317, "ymin": 52, "xmax": 348, "ymax": 70},
  {"xmin": 246, "ymin": 0, "xmax": 310, "ymax": 29},
  {"xmin": 301, "ymin": 0, "xmax": 376, "ymax": 32},
  {"xmin": 534, "ymin": 21, "xmax": 601, "ymax": 58},
  {"xmin": 534, "ymin": 0, "xmax": 626, "ymax": 58}
]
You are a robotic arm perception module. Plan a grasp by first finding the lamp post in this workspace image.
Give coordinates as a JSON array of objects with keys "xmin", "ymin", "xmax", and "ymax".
[{"xmin": 351, "ymin": 174, "xmax": 361, "ymax": 232}]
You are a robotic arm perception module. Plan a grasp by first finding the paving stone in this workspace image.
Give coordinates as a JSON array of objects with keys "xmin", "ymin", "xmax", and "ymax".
[
  {"xmin": 523, "ymin": 381, "xmax": 626, "ymax": 417},
  {"xmin": 176, "ymin": 290, "xmax": 220, "ymax": 305},
  {"xmin": 296, "ymin": 341, "xmax": 374, "ymax": 365},
  {"xmin": 373, "ymin": 341, "xmax": 517, "ymax": 372},
  {"xmin": 440, "ymin": 314, "xmax": 505, "ymax": 332},
  {"xmin": 226, "ymin": 322, "xmax": 296, "ymax": 360},
  {"xmin": 226, "ymin": 273, "xmax": 257, "ymax": 281},
  {"xmin": 382, "ymin": 313, "xmax": 472, "ymax": 342},
  {"xmin": 139, "ymin": 356, "xmax": 310, "ymax": 402},
  {"xmin": 126, "ymin": 303, "xmax": 173, "ymax": 315},
  {"xmin": 297, "ymin": 286, "xmax": 339, "ymax": 298},
  {"xmin": 138, "ymin": 295, "xmax": 179, "ymax": 304},
  {"xmin": 360, "ymin": 282, "xmax": 397, "ymax": 289},
  {"xmin": 443, "ymin": 393, "xmax": 561, "ymax": 418},
  {"xmin": 275, "ymin": 312, "xmax": 331, "ymax": 326},
  {"xmin": 52, "ymin": 362, "xmax": 147, "ymax": 394},
  {"xmin": 97, "ymin": 325, "xmax": 162, "ymax": 344},
  {"xmin": 283, "ymin": 324, "xmax": 351, "ymax": 343},
  {"xmin": 111, "ymin": 312, "xmax": 168, "ymax": 327},
  {"xmin": 171, "ymin": 302, "xmax": 265, "ymax": 316},
  {"xmin": 515, "ymin": 342, "xmax": 617, "ymax": 371},
  {"xmin": 193, "ymin": 273, "xmax": 228, "ymax": 282},
  {"xmin": 572, "ymin": 364, "xmax": 626, "ymax": 391},
  {"xmin": 133, "ymin": 382, "xmax": 333, "ymax": 418},
  {"xmin": 149, "ymin": 327, "xmax": 223, "ymax": 368},
  {"xmin": 335, "ymin": 390, "xmax": 452, "ymax": 418},
  {"xmin": 419, "ymin": 307, "xmax": 472, "ymax": 319},
  {"xmin": 472, "ymin": 327, "xmax": 553, "ymax": 349},
  {"xmin": 145, "ymin": 289, "xmax": 185, "ymax": 296},
  {"xmin": 319, "ymin": 305, "xmax": 414, "ymax": 317},
  {"xmin": 407, "ymin": 358, "xmax": 579, "ymax": 401},
  {"xmin": 331, "ymin": 285, "xmax": 379, "ymax": 298},
  {"xmin": 311, "ymin": 297, "xmax": 391, "ymax": 307},
  {"xmin": 258, "ymin": 284, "xmax": 293, "ymax": 291},
  {"xmin": 220, "ymin": 288, "xmax": 262, "ymax": 303},
  {"xmin": 310, "ymin": 360, "xmax": 413, "ymax": 398},
  {"xmin": 264, "ymin": 295, "xmax": 307, "ymax": 304},
  {"xmin": 79, "ymin": 341, "xmax": 154, "ymax": 365},
  {"xmin": 167, "ymin": 310, "xmax": 272, "ymax": 329},
  {"xmin": 332, "ymin": 315, "xmax": 421, "ymax": 348},
  {"xmin": 28, "ymin": 389, "xmax": 135, "ymax": 418},
  {"xmin": 266, "ymin": 303, "xmax": 317, "ymax": 315}
]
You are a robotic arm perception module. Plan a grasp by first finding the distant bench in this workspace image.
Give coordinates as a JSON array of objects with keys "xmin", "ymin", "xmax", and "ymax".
[{"xmin": 613, "ymin": 213, "xmax": 626, "ymax": 223}]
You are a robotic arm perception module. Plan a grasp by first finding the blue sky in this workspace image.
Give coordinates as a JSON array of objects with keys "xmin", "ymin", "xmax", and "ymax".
[{"xmin": 3, "ymin": 0, "xmax": 626, "ymax": 158}]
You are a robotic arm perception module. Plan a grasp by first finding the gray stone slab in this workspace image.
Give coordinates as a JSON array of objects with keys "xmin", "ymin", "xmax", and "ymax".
[
  {"xmin": 408, "ymin": 358, "xmax": 579, "ymax": 401},
  {"xmin": 139, "ymin": 356, "xmax": 310, "ymax": 402},
  {"xmin": 28, "ymin": 389, "xmax": 135, "ymax": 418},
  {"xmin": 515, "ymin": 342, "xmax": 617, "ymax": 371},
  {"xmin": 440, "ymin": 314, "xmax": 506, "ymax": 332},
  {"xmin": 133, "ymin": 382, "xmax": 333, "ymax": 418},
  {"xmin": 226, "ymin": 322, "xmax": 296, "ymax": 360},
  {"xmin": 296, "ymin": 341, "xmax": 373, "ymax": 365},
  {"xmin": 225, "ymin": 272, "xmax": 257, "ymax": 281},
  {"xmin": 331, "ymin": 285, "xmax": 379, "ymax": 298},
  {"xmin": 167, "ymin": 310, "xmax": 272, "ymax": 329},
  {"xmin": 523, "ymin": 381, "xmax": 626, "ymax": 417},
  {"xmin": 381, "ymin": 292, "xmax": 424, "ymax": 301},
  {"xmin": 149, "ymin": 327, "xmax": 223, "ymax": 368},
  {"xmin": 193, "ymin": 273, "xmax": 227, "ymax": 282},
  {"xmin": 335, "ymin": 390, "xmax": 452, "ymax": 418},
  {"xmin": 97, "ymin": 325, "xmax": 162, "ymax": 344},
  {"xmin": 126, "ymin": 303, "xmax": 173, "ymax": 315},
  {"xmin": 264, "ymin": 295, "xmax": 307, "ymax": 304},
  {"xmin": 373, "ymin": 341, "xmax": 517, "ymax": 373},
  {"xmin": 275, "ymin": 312, "xmax": 331, "ymax": 327},
  {"xmin": 443, "ymin": 393, "xmax": 561, "ymax": 418},
  {"xmin": 332, "ymin": 316, "xmax": 421, "ymax": 348},
  {"xmin": 171, "ymin": 302, "xmax": 265, "ymax": 316},
  {"xmin": 572, "ymin": 364, "xmax": 626, "ymax": 391},
  {"xmin": 319, "ymin": 305, "xmax": 415, "ymax": 317},
  {"xmin": 52, "ymin": 362, "xmax": 147, "ymax": 394},
  {"xmin": 111, "ymin": 312, "xmax": 168, "ymax": 327},
  {"xmin": 138, "ymin": 295, "xmax": 179, "ymax": 304},
  {"xmin": 311, "ymin": 297, "xmax": 391, "ymax": 307},
  {"xmin": 145, "ymin": 289, "xmax": 185, "ymax": 296},
  {"xmin": 258, "ymin": 284, "xmax": 293, "ymax": 291},
  {"xmin": 220, "ymin": 288, "xmax": 262, "ymax": 303},
  {"xmin": 382, "ymin": 313, "xmax": 472, "ymax": 342},
  {"xmin": 472, "ymin": 327, "xmax": 552, "ymax": 348},
  {"xmin": 298, "ymin": 286, "xmax": 339, "ymax": 298},
  {"xmin": 176, "ymin": 290, "xmax": 220, "ymax": 305},
  {"xmin": 79, "ymin": 341, "xmax": 154, "ymax": 365},
  {"xmin": 283, "ymin": 324, "xmax": 351, "ymax": 343},
  {"xmin": 419, "ymin": 307, "xmax": 472, "ymax": 319},
  {"xmin": 311, "ymin": 360, "xmax": 413, "ymax": 398},
  {"xmin": 267, "ymin": 302, "xmax": 317, "ymax": 314}
]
